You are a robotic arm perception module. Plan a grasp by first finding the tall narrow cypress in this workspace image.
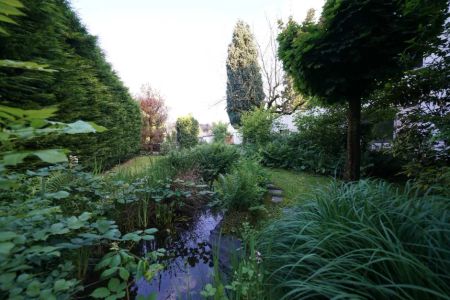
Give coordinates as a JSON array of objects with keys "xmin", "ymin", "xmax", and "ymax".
[{"xmin": 226, "ymin": 20, "xmax": 264, "ymax": 128}]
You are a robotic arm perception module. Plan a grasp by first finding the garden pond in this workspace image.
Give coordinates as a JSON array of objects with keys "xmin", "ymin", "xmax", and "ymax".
[{"xmin": 133, "ymin": 209, "xmax": 241, "ymax": 299}]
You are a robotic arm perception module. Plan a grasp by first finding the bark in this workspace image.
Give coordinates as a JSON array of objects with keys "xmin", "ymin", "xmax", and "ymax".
[{"xmin": 345, "ymin": 98, "xmax": 361, "ymax": 181}]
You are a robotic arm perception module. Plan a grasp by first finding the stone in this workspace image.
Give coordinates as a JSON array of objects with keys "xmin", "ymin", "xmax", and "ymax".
[
  {"xmin": 267, "ymin": 183, "xmax": 277, "ymax": 189},
  {"xmin": 272, "ymin": 196, "xmax": 283, "ymax": 203},
  {"xmin": 269, "ymin": 189, "xmax": 283, "ymax": 196}
]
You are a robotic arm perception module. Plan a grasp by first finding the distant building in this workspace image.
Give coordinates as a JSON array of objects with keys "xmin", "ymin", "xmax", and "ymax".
[{"xmin": 199, "ymin": 123, "xmax": 214, "ymax": 143}]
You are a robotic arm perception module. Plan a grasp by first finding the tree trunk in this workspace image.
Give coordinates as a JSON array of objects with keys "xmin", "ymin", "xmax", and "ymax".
[{"xmin": 345, "ymin": 98, "xmax": 361, "ymax": 181}]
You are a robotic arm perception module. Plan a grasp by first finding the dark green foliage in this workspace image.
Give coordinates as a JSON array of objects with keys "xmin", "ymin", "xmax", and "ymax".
[
  {"xmin": 278, "ymin": 1, "xmax": 447, "ymax": 104},
  {"xmin": 258, "ymin": 180, "xmax": 450, "ymax": 299},
  {"xmin": 0, "ymin": 165, "xmax": 159, "ymax": 299},
  {"xmin": 176, "ymin": 115, "xmax": 199, "ymax": 149},
  {"xmin": 380, "ymin": 25, "xmax": 450, "ymax": 192},
  {"xmin": 278, "ymin": 0, "xmax": 448, "ymax": 180},
  {"xmin": 260, "ymin": 107, "xmax": 401, "ymax": 178},
  {"xmin": 212, "ymin": 122, "xmax": 229, "ymax": 143},
  {"xmin": 166, "ymin": 143, "xmax": 240, "ymax": 184},
  {"xmin": 0, "ymin": 0, "xmax": 141, "ymax": 169},
  {"xmin": 262, "ymin": 109, "xmax": 346, "ymax": 176},
  {"xmin": 240, "ymin": 107, "xmax": 276, "ymax": 147},
  {"xmin": 226, "ymin": 20, "xmax": 265, "ymax": 127},
  {"xmin": 214, "ymin": 159, "xmax": 268, "ymax": 211}
]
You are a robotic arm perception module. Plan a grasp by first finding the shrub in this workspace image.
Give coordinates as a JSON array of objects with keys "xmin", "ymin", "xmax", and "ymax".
[
  {"xmin": 240, "ymin": 107, "xmax": 276, "ymax": 147},
  {"xmin": 212, "ymin": 122, "xmax": 229, "ymax": 143},
  {"xmin": 258, "ymin": 180, "xmax": 450, "ymax": 299},
  {"xmin": 166, "ymin": 143, "xmax": 240, "ymax": 184},
  {"xmin": 214, "ymin": 159, "xmax": 268, "ymax": 211},
  {"xmin": 176, "ymin": 115, "xmax": 199, "ymax": 148},
  {"xmin": 261, "ymin": 108, "xmax": 346, "ymax": 176}
]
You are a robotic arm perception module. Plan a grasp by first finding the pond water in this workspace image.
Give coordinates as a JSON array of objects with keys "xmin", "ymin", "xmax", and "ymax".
[{"xmin": 134, "ymin": 210, "xmax": 240, "ymax": 300}]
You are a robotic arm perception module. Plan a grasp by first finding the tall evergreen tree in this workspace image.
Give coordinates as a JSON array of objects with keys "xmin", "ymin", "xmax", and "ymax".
[
  {"xmin": 0, "ymin": 0, "xmax": 141, "ymax": 169},
  {"xmin": 226, "ymin": 20, "xmax": 264, "ymax": 127}
]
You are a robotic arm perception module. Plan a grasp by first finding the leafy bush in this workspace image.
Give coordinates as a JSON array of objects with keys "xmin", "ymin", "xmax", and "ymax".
[
  {"xmin": 212, "ymin": 122, "xmax": 229, "ymax": 143},
  {"xmin": 0, "ymin": 166, "xmax": 160, "ymax": 299},
  {"xmin": 214, "ymin": 159, "xmax": 268, "ymax": 211},
  {"xmin": 166, "ymin": 143, "xmax": 240, "ymax": 184},
  {"xmin": 260, "ymin": 108, "xmax": 346, "ymax": 176},
  {"xmin": 176, "ymin": 115, "xmax": 199, "ymax": 148},
  {"xmin": 240, "ymin": 107, "xmax": 276, "ymax": 147},
  {"xmin": 258, "ymin": 180, "xmax": 450, "ymax": 299}
]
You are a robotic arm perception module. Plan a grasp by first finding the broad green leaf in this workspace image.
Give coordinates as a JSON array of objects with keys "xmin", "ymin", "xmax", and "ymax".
[
  {"xmin": 34, "ymin": 149, "xmax": 68, "ymax": 164},
  {"xmin": 45, "ymin": 191, "xmax": 70, "ymax": 199},
  {"xmin": 26, "ymin": 280, "xmax": 41, "ymax": 297},
  {"xmin": 100, "ymin": 267, "xmax": 118, "ymax": 279},
  {"xmin": 26, "ymin": 106, "xmax": 58, "ymax": 119},
  {"xmin": 88, "ymin": 121, "xmax": 107, "ymax": 133},
  {"xmin": 96, "ymin": 220, "xmax": 112, "ymax": 234},
  {"xmin": 3, "ymin": 152, "xmax": 28, "ymax": 165},
  {"xmin": 0, "ymin": 242, "xmax": 14, "ymax": 255},
  {"xmin": 144, "ymin": 228, "xmax": 158, "ymax": 234},
  {"xmin": 91, "ymin": 287, "xmax": 110, "ymax": 298},
  {"xmin": 50, "ymin": 223, "xmax": 69, "ymax": 235},
  {"xmin": 0, "ymin": 273, "xmax": 15, "ymax": 289},
  {"xmin": 64, "ymin": 120, "xmax": 99, "ymax": 134},
  {"xmin": 0, "ymin": 104, "xmax": 24, "ymax": 117},
  {"xmin": 66, "ymin": 216, "xmax": 84, "ymax": 230},
  {"xmin": 53, "ymin": 279, "xmax": 71, "ymax": 292},
  {"xmin": 0, "ymin": 231, "xmax": 17, "ymax": 241},
  {"xmin": 107, "ymin": 278, "xmax": 120, "ymax": 293},
  {"xmin": 118, "ymin": 267, "xmax": 129, "ymax": 280}
]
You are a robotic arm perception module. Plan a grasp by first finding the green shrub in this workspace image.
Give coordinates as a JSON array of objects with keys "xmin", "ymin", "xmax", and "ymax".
[
  {"xmin": 166, "ymin": 143, "xmax": 240, "ymax": 184},
  {"xmin": 176, "ymin": 115, "xmax": 199, "ymax": 148},
  {"xmin": 214, "ymin": 159, "xmax": 267, "ymax": 211},
  {"xmin": 258, "ymin": 180, "xmax": 450, "ymax": 299},
  {"xmin": 261, "ymin": 108, "xmax": 347, "ymax": 176},
  {"xmin": 212, "ymin": 122, "xmax": 229, "ymax": 143},
  {"xmin": 240, "ymin": 107, "xmax": 276, "ymax": 147}
]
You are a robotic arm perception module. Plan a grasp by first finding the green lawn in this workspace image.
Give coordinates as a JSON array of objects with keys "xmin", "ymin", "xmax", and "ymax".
[
  {"xmin": 108, "ymin": 155, "xmax": 158, "ymax": 174},
  {"xmin": 265, "ymin": 168, "xmax": 333, "ymax": 206}
]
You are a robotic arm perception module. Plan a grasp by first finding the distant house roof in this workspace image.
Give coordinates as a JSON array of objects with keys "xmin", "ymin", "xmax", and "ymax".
[{"xmin": 199, "ymin": 124, "xmax": 212, "ymax": 137}]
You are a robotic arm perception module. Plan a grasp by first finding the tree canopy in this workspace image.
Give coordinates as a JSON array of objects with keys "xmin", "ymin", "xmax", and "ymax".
[
  {"xmin": 278, "ymin": 0, "xmax": 448, "ymax": 180},
  {"xmin": 226, "ymin": 20, "xmax": 265, "ymax": 128}
]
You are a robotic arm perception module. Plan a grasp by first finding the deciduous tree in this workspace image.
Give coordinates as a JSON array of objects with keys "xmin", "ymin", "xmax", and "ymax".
[
  {"xmin": 278, "ymin": 1, "xmax": 448, "ymax": 180},
  {"xmin": 136, "ymin": 84, "xmax": 168, "ymax": 152}
]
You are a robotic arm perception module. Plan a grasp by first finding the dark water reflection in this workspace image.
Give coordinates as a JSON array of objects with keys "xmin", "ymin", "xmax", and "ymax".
[{"xmin": 134, "ymin": 210, "xmax": 237, "ymax": 300}]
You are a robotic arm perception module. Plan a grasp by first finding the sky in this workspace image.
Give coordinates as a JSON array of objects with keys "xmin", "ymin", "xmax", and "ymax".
[{"xmin": 70, "ymin": 0, "xmax": 325, "ymax": 124}]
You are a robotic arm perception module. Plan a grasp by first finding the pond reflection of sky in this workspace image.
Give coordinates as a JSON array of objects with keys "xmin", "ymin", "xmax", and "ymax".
[{"xmin": 134, "ymin": 210, "xmax": 223, "ymax": 300}]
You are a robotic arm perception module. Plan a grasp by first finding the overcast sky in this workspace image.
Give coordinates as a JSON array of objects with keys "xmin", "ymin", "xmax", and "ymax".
[{"xmin": 71, "ymin": 0, "xmax": 324, "ymax": 124}]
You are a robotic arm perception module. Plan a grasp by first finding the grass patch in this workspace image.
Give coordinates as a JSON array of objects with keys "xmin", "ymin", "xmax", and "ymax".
[
  {"xmin": 108, "ymin": 155, "xmax": 159, "ymax": 175},
  {"xmin": 264, "ymin": 168, "xmax": 332, "ymax": 205}
]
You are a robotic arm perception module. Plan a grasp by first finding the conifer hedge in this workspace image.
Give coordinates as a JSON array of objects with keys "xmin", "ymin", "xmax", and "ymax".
[{"xmin": 0, "ymin": 0, "xmax": 141, "ymax": 169}]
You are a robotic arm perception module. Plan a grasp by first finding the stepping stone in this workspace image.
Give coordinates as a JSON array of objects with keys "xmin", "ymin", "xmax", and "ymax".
[
  {"xmin": 272, "ymin": 196, "xmax": 283, "ymax": 203},
  {"xmin": 267, "ymin": 183, "xmax": 278, "ymax": 190},
  {"xmin": 269, "ymin": 189, "xmax": 283, "ymax": 196}
]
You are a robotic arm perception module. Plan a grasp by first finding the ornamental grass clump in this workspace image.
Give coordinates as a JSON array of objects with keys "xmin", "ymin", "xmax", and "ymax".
[{"xmin": 258, "ymin": 180, "xmax": 450, "ymax": 299}]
